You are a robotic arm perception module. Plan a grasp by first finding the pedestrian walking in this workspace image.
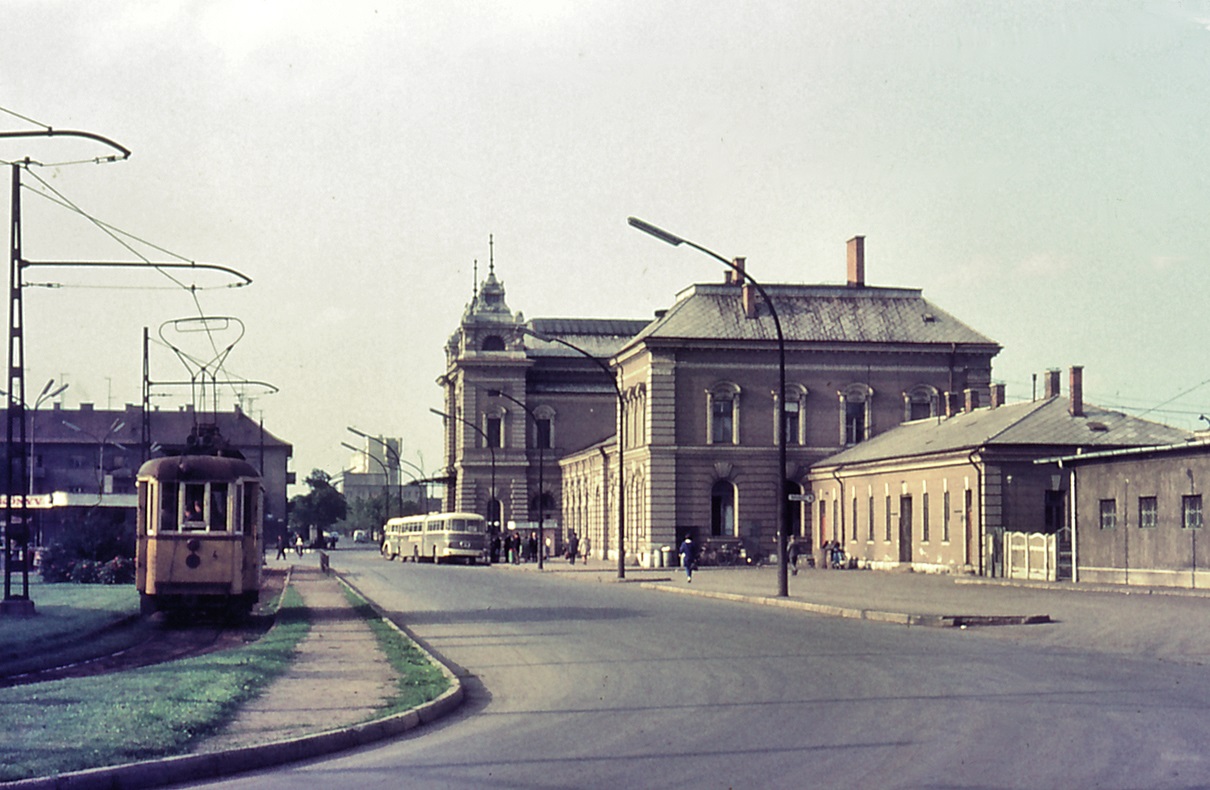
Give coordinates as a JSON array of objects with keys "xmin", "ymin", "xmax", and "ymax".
[
  {"xmin": 679, "ymin": 535, "xmax": 695, "ymax": 582},
  {"xmin": 567, "ymin": 531, "xmax": 579, "ymax": 565},
  {"xmin": 788, "ymin": 540, "xmax": 800, "ymax": 576},
  {"xmin": 275, "ymin": 533, "xmax": 287, "ymax": 561},
  {"xmin": 295, "ymin": 533, "xmax": 304, "ymax": 557}
]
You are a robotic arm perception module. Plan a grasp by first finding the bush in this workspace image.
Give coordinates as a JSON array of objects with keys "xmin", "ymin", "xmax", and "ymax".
[{"xmin": 39, "ymin": 510, "xmax": 136, "ymax": 585}]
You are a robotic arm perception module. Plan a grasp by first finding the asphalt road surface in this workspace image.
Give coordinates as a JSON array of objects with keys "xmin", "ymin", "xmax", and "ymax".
[{"xmin": 186, "ymin": 554, "xmax": 1210, "ymax": 789}]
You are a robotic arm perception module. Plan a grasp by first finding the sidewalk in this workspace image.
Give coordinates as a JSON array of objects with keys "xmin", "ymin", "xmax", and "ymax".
[
  {"xmin": 195, "ymin": 564, "xmax": 400, "ymax": 753},
  {"xmin": 503, "ymin": 557, "xmax": 1210, "ymax": 664}
]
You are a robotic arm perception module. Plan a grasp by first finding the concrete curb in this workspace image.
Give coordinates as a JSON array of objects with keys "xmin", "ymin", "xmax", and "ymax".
[
  {"xmin": 1, "ymin": 570, "xmax": 464, "ymax": 790},
  {"xmin": 639, "ymin": 582, "xmax": 1051, "ymax": 628}
]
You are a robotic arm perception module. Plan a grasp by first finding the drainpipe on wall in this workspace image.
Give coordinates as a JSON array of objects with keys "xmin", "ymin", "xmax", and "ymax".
[
  {"xmin": 968, "ymin": 447, "xmax": 985, "ymax": 576},
  {"xmin": 831, "ymin": 465, "xmax": 846, "ymax": 550}
]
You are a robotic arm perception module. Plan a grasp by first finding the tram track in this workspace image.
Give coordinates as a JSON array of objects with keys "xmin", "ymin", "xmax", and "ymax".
[{"xmin": 0, "ymin": 567, "xmax": 286, "ymax": 688}]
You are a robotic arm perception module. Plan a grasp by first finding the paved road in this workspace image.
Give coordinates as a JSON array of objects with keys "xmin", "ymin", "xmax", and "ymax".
[{"xmin": 186, "ymin": 554, "xmax": 1210, "ymax": 789}]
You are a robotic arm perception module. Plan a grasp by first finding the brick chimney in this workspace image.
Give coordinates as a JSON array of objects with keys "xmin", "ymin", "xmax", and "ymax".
[
  {"xmin": 742, "ymin": 283, "xmax": 758, "ymax": 318},
  {"xmin": 728, "ymin": 256, "xmax": 746, "ymax": 286},
  {"xmin": 990, "ymin": 382, "xmax": 1005, "ymax": 408},
  {"xmin": 944, "ymin": 391, "xmax": 962, "ymax": 417},
  {"xmin": 847, "ymin": 236, "xmax": 865, "ymax": 287},
  {"xmin": 964, "ymin": 388, "xmax": 980, "ymax": 413},
  {"xmin": 1044, "ymin": 369, "xmax": 1061, "ymax": 399},
  {"xmin": 1069, "ymin": 365, "xmax": 1084, "ymax": 417}
]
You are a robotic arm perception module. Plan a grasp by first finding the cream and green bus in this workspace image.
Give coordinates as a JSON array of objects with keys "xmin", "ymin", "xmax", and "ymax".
[{"xmin": 381, "ymin": 512, "xmax": 487, "ymax": 564}]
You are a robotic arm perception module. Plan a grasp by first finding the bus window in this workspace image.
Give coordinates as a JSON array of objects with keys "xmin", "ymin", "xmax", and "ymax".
[
  {"xmin": 183, "ymin": 483, "xmax": 206, "ymax": 529},
  {"xmin": 160, "ymin": 483, "xmax": 178, "ymax": 531},
  {"xmin": 210, "ymin": 483, "xmax": 228, "ymax": 532}
]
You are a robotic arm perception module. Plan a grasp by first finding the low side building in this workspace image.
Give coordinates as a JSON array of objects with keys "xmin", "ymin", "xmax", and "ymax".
[
  {"xmin": 1051, "ymin": 438, "xmax": 1210, "ymax": 588},
  {"xmin": 807, "ymin": 368, "xmax": 1192, "ymax": 576}
]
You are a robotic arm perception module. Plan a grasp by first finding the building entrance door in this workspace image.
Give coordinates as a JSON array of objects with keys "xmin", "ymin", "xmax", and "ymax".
[{"xmin": 899, "ymin": 495, "xmax": 913, "ymax": 563}]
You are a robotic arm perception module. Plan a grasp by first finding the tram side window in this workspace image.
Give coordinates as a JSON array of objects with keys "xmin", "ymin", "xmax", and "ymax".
[
  {"xmin": 210, "ymin": 483, "xmax": 228, "ymax": 532},
  {"xmin": 241, "ymin": 482, "xmax": 258, "ymax": 535},
  {"xmin": 160, "ymin": 483, "xmax": 179, "ymax": 532},
  {"xmin": 183, "ymin": 483, "xmax": 207, "ymax": 530}
]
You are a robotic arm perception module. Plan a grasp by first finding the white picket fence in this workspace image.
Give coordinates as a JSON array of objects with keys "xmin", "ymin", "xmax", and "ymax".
[{"xmin": 1003, "ymin": 532, "xmax": 1057, "ymax": 581}]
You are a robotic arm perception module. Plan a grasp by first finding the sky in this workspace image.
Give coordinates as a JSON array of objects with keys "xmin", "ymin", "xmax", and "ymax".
[{"xmin": 3, "ymin": 0, "xmax": 1210, "ymax": 493}]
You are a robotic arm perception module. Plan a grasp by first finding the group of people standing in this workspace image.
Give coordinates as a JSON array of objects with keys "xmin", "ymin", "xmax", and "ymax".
[{"xmin": 488, "ymin": 530, "xmax": 591, "ymax": 565}]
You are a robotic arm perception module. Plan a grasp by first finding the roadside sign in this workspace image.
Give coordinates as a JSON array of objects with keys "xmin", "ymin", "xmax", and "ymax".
[{"xmin": 787, "ymin": 493, "xmax": 814, "ymax": 503}]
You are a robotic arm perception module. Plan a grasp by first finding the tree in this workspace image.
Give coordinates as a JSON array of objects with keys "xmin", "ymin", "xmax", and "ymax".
[{"xmin": 288, "ymin": 469, "xmax": 347, "ymax": 544}]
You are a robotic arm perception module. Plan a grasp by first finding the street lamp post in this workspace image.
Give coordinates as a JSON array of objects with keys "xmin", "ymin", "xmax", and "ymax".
[
  {"xmin": 63, "ymin": 418, "xmax": 127, "ymax": 500},
  {"xmin": 430, "ymin": 407, "xmax": 498, "ymax": 551},
  {"xmin": 341, "ymin": 441, "xmax": 395, "ymax": 527},
  {"xmin": 486, "ymin": 388, "xmax": 547, "ymax": 570},
  {"xmin": 521, "ymin": 327, "xmax": 626, "ymax": 579},
  {"xmin": 629, "ymin": 216, "xmax": 790, "ymax": 598},
  {"xmin": 347, "ymin": 427, "xmax": 405, "ymax": 518},
  {"xmin": 29, "ymin": 380, "xmax": 68, "ymax": 498}
]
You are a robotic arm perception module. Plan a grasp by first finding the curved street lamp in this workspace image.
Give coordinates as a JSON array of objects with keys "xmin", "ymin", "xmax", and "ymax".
[
  {"xmin": 629, "ymin": 216, "xmax": 790, "ymax": 597},
  {"xmin": 486, "ymin": 388, "xmax": 547, "ymax": 570},
  {"xmin": 521, "ymin": 327, "xmax": 626, "ymax": 579},
  {"xmin": 341, "ymin": 441, "xmax": 398, "ymax": 526},
  {"xmin": 430, "ymin": 407, "xmax": 498, "ymax": 545},
  {"xmin": 347, "ymin": 427, "xmax": 405, "ymax": 517},
  {"xmin": 62, "ymin": 417, "xmax": 128, "ymax": 501}
]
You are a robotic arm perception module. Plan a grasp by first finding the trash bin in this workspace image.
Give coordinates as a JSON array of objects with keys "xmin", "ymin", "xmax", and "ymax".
[{"xmin": 661, "ymin": 545, "xmax": 673, "ymax": 568}]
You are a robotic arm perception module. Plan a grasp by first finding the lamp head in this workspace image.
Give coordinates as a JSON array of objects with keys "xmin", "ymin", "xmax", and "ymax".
[
  {"xmin": 628, "ymin": 216, "xmax": 684, "ymax": 247},
  {"xmin": 487, "ymin": 389, "xmax": 502, "ymax": 397}
]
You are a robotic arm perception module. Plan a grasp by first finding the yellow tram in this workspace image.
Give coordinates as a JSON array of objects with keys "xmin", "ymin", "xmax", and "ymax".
[{"xmin": 136, "ymin": 450, "xmax": 263, "ymax": 617}]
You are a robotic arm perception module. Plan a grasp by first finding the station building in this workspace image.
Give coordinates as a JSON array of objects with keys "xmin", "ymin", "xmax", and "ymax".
[{"xmin": 439, "ymin": 238, "xmax": 1005, "ymax": 566}]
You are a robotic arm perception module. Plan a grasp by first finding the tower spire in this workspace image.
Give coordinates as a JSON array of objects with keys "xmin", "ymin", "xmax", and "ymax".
[
  {"xmin": 473, "ymin": 258, "xmax": 478, "ymax": 299},
  {"xmin": 489, "ymin": 233, "xmax": 495, "ymax": 276}
]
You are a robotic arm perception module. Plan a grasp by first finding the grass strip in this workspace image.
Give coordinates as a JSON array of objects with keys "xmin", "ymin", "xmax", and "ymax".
[
  {"xmin": 340, "ymin": 583, "xmax": 450, "ymax": 717},
  {"xmin": 0, "ymin": 584, "xmax": 308, "ymax": 782},
  {"xmin": 0, "ymin": 582, "xmax": 141, "ymax": 675}
]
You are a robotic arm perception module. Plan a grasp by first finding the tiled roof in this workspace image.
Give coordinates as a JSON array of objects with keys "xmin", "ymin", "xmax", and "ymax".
[
  {"xmin": 813, "ymin": 397, "xmax": 1193, "ymax": 468},
  {"xmin": 21, "ymin": 407, "xmax": 291, "ymax": 451},
  {"xmin": 526, "ymin": 318, "xmax": 653, "ymax": 358},
  {"xmin": 628, "ymin": 284, "xmax": 998, "ymax": 348}
]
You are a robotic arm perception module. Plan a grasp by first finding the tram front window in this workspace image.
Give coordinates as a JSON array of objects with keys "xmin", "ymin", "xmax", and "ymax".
[{"xmin": 210, "ymin": 483, "xmax": 228, "ymax": 532}]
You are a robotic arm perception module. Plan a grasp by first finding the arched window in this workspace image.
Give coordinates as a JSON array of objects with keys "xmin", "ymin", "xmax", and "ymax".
[
  {"xmin": 839, "ymin": 384, "xmax": 873, "ymax": 445},
  {"xmin": 903, "ymin": 384, "xmax": 939, "ymax": 422},
  {"xmin": 481, "ymin": 335, "xmax": 506, "ymax": 351},
  {"xmin": 706, "ymin": 382, "xmax": 741, "ymax": 445},
  {"xmin": 776, "ymin": 384, "xmax": 808, "ymax": 446},
  {"xmin": 711, "ymin": 479, "xmax": 736, "ymax": 537},
  {"xmin": 534, "ymin": 405, "xmax": 556, "ymax": 449},
  {"xmin": 483, "ymin": 406, "xmax": 506, "ymax": 449}
]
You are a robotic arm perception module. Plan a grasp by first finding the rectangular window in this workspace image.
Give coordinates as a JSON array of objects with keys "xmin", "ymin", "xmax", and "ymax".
[
  {"xmin": 884, "ymin": 495, "xmax": 892, "ymax": 542},
  {"xmin": 1184, "ymin": 495, "xmax": 1203, "ymax": 529},
  {"xmin": 210, "ymin": 482, "xmax": 228, "ymax": 532},
  {"xmin": 184, "ymin": 483, "xmax": 207, "ymax": 530},
  {"xmin": 851, "ymin": 498, "xmax": 859, "ymax": 542},
  {"xmin": 845, "ymin": 401, "xmax": 865, "ymax": 444},
  {"xmin": 922, "ymin": 492, "xmax": 931, "ymax": 542},
  {"xmin": 784, "ymin": 401, "xmax": 800, "ymax": 446},
  {"xmin": 868, "ymin": 496, "xmax": 875, "ymax": 541},
  {"xmin": 943, "ymin": 491, "xmax": 951, "ymax": 542},
  {"xmin": 1138, "ymin": 496, "xmax": 1157, "ymax": 529},
  {"xmin": 536, "ymin": 418, "xmax": 553, "ymax": 449},
  {"xmin": 486, "ymin": 416, "xmax": 502, "ymax": 448},
  {"xmin": 160, "ymin": 483, "xmax": 179, "ymax": 532},
  {"xmin": 1099, "ymin": 499, "xmax": 1117, "ymax": 530},
  {"xmin": 712, "ymin": 398, "xmax": 733, "ymax": 444}
]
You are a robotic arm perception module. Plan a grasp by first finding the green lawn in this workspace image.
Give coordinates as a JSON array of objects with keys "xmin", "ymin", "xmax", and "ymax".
[
  {"xmin": 0, "ymin": 585, "xmax": 307, "ymax": 782},
  {"xmin": 0, "ymin": 581, "xmax": 142, "ymax": 677}
]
